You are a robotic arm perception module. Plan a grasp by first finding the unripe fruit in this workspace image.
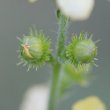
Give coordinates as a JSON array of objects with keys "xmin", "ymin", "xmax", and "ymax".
[
  {"xmin": 66, "ymin": 33, "xmax": 97, "ymax": 64},
  {"xmin": 18, "ymin": 30, "xmax": 51, "ymax": 71}
]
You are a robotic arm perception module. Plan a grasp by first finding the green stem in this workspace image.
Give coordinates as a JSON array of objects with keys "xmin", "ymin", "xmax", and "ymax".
[
  {"xmin": 48, "ymin": 63, "xmax": 61, "ymax": 110},
  {"xmin": 57, "ymin": 14, "xmax": 69, "ymax": 60},
  {"xmin": 48, "ymin": 12, "xmax": 69, "ymax": 110}
]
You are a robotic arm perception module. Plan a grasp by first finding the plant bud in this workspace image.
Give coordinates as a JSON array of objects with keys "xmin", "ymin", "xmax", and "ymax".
[
  {"xmin": 18, "ymin": 30, "xmax": 51, "ymax": 70},
  {"xmin": 66, "ymin": 33, "xmax": 97, "ymax": 64}
]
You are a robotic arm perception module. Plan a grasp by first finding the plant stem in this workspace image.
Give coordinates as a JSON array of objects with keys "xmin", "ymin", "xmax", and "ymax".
[
  {"xmin": 48, "ymin": 12, "xmax": 69, "ymax": 110},
  {"xmin": 57, "ymin": 14, "xmax": 69, "ymax": 60},
  {"xmin": 48, "ymin": 63, "xmax": 61, "ymax": 110}
]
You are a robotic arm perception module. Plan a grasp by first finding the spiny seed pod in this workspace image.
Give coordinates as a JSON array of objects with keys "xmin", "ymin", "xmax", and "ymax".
[
  {"xmin": 17, "ymin": 29, "xmax": 51, "ymax": 71},
  {"xmin": 66, "ymin": 33, "xmax": 97, "ymax": 64}
]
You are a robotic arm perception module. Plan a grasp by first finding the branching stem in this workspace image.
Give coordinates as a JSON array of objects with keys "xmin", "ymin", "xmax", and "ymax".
[{"xmin": 48, "ymin": 12, "xmax": 69, "ymax": 110}]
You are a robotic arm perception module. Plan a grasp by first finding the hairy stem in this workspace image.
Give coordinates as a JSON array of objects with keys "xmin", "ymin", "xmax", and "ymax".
[
  {"xmin": 48, "ymin": 12, "xmax": 69, "ymax": 110},
  {"xmin": 57, "ymin": 14, "xmax": 69, "ymax": 60}
]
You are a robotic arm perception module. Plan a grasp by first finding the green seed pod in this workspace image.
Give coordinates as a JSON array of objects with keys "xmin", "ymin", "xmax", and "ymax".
[
  {"xmin": 17, "ymin": 29, "xmax": 51, "ymax": 71},
  {"xmin": 66, "ymin": 33, "xmax": 97, "ymax": 64}
]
